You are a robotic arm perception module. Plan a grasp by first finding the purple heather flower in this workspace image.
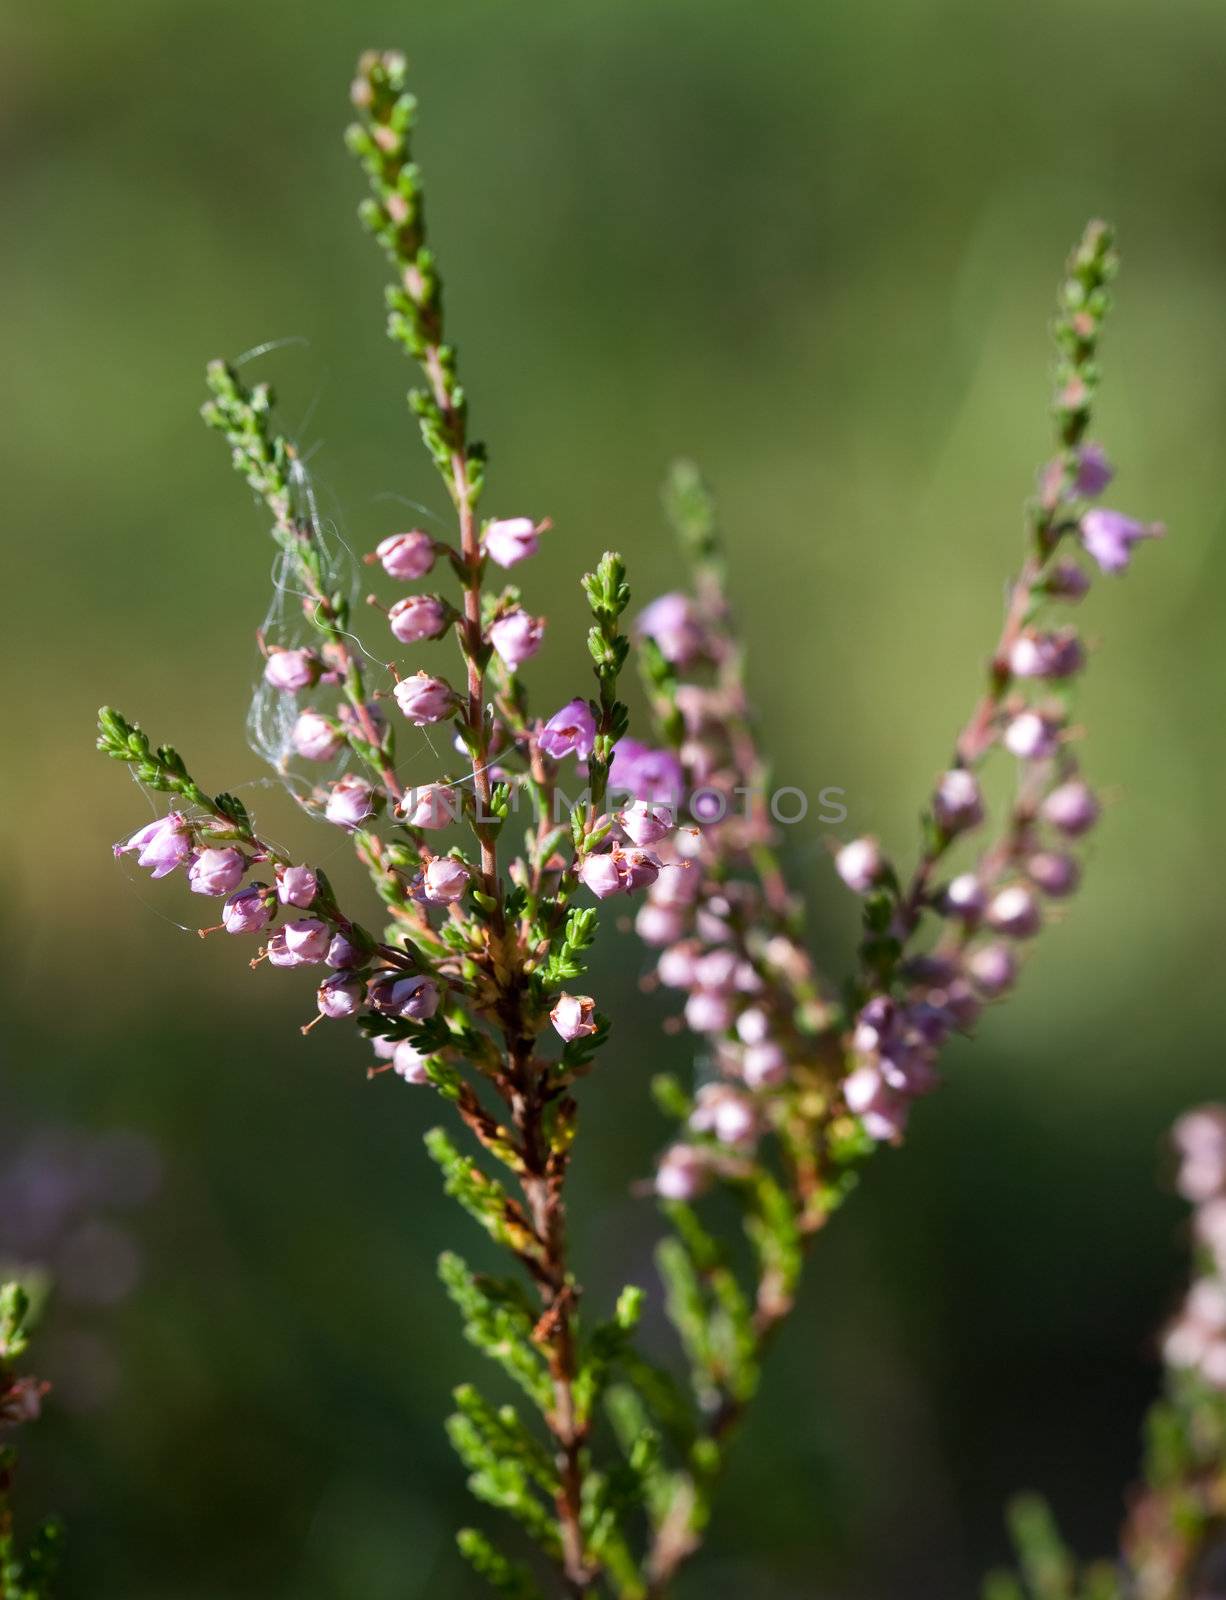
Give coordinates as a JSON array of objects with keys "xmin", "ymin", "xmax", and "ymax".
[
  {"xmin": 618, "ymin": 801, "xmax": 675, "ymax": 847},
  {"xmin": 637, "ymin": 592, "xmax": 706, "ymax": 667},
  {"xmin": 374, "ymin": 974, "xmax": 440, "ymax": 1021},
  {"xmin": 1042, "ymin": 778, "xmax": 1100, "ymax": 837},
  {"xmin": 684, "ymin": 990, "xmax": 733, "ymax": 1034},
  {"xmin": 691, "ymin": 1084, "xmax": 757, "ymax": 1145},
  {"xmin": 222, "ymin": 884, "xmax": 271, "ymax": 935},
  {"xmin": 966, "ymin": 942, "xmax": 1017, "ymax": 997},
  {"xmin": 375, "ymin": 530, "xmax": 435, "ymax": 581},
  {"xmin": 266, "ymin": 929, "xmax": 308, "ymax": 968},
  {"xmin": 422, "ymin": 857, "xmax": 469, "ymax": 904},
  {"xmin": 694, "ymin": 949, "xmax": 739, "ymax": 991},
  {"xmin": 986, "ymin": 884, "xmax": 1042, "ymax": 939},
  {"xmin": 539, "ymin": 698, "xmax": 596, "ymax": 762},
  {"xmin": 1008, "ymin": 629, "xmax": 1084, "ymax": 680},
  {"xmin": 1045, "ymin": 558, "xmax": 1092, "ymax": 601},
  {"xmin": 388, "ymin": 594, "xmax": 449, "ymax": 643},
  {"xmin": 843, "ymin": 1065, "xmax": 910, "ymax": 1143},
  {"xmin": 263, "ymin": 647, "xmax": 320, "ymax": 692},
  {"xmin": 325, "ymin": 775, "xmax": 378, "ymax": 830},
  {"xmin": 655, "ymin": 1143, "xmax": 710, "ymax": 1201},
  {"xmin": 835, "ymin": 837, "xmax": 884, "ymax": 894},
  {"xmin": 1174, "ymin": 1109, "xmax": 1226, "ymax": 1203},
  {"xmin": 483, "ymin": 516, "xmax": 541, "ymax": 568},
  {"xmin": 550, "ymin": 992, "xmax": 598, "ymax": 1042},
  {"xmin": 1073, "ymin": 442, "xmax": 1114, "ymax": 497},
  {"xmin": 488, "ymin": 609, "xmax": 545, "ymax": 670},
  {"xmin": 392, "ymin": 1041, "xmax": 432, "ymax": 1084},
  {"xmin": 736, "ymin": 1008, "xmax": 770, "ymax": 1046},
  {"xmin": 943, "ymin": 872, "xmax": 985, "ymax": 921},
  {"xmin": 1080, "ymin": 508, "xmax": 1164, "ymax": 575},
  {"xmin": 657, "ymin": 942, "xmax": 701, "ymax": 989},
  {"xmin": 276, "ymin": 864, "xmax": 318, "ymax": 909},
  {"xmin": 742, "ymin": 1041, "xmax": 788, "ymax": 1089},
  {"xmin": 399, "ymin": 784, "xmax": 460, "ymax": 830},
  {"xmin": 577, "ymin": 853, "xmax": 623, "ymax": 900},
  {"xmin": 933, "ymin": 769, "xmax": 984, "ymax": 834},
  {"xmin": 317, "ymin": 973, "xmax": 363, "ymax": 1019},
  {"xmin": 1003, "ymin": 709, "xmax": 1062, "ymax": 761},
  {"xmin": 620, "ymin": 849, "xmax": 661, "ymax": 893},
  {"xmin": 634, "ymin": 902, "xmax": 688, "ymax": 946},
  {"xmin": 114, "ymin": 813, "xmax": 193, "ymax": 879},
  {"xmin": 1027, "ymin": 850, "xmax": 1081, "ymax": 898},
  {"xmin": 292, "ymin": 710, "xmax": 343, "ymax": 761},
  {"xmin": 283, "ymin": 918, "xmax": 330, "ymax": 964},
  {"xmin": 187, "ymin": 846, "xmax": 245, "ymax": 897},
  {"xmin": 394, "ymin": 672, "xmax": 456, "ymax": 725},
  {"xmin": 326, "ymin": 932, "xmax": 362, "ymax": 969},
  {"xmin": 608, "ymin": 739, "xmax": 685, "ymax": 804}
]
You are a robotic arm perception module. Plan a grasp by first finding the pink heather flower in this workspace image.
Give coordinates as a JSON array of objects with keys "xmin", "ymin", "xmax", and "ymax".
[
  {"xmin": 695, "ymin": 949, "xmax": 739, "ymax": 991},
  {"xmin": 551, "ymin": 993, "xmax": 598, "ymax": 1043},
  {"xmin": 326, "ymin": 933, "xmax": 362, "ymax": 968},
  {"xmin": 932, "ymin": 769, "xmax": 984, "ymax": 834},
  {"xmin": 986, "ymin": 884, "xmax": 1042, "ymax": 938},
  {"xmin": 966, "ymin": 942, "xmax": 1017, "ymax": 997},
  {"xmin": 634, "ymin": 902, "xmax": 688, "ymax": 946},
  {"xmin": 736, "ymin": 1008, "xmax": 770, "ymax": 1046},
  {"xmin": 375, "ymin": 530, "xmax": 435, "ymax": 581},
  {"xmin": 0, "ymin": 1376, "xmax": 44, "ymax": 1427},
  {"xmin": 263, "ymin": 648, "xmax": 320, "ymax": 692},
  {"xmin": 684, "ymin": 990, "xmax": 734, "ymax": 1034},
  {"xmin": 1003, "ymin": 710, "xmax": 1062, "ymax": 761},
  {"xmin": 422, "ymin": 857, "xmax": 469, "ymax": 904},
  {"xmin": 388, "ymin": 594, "xmax": 449, "ymax": 643},
  {"xmin": 1080, "ymin": 508, "xmax": 1164, "ymax": 575},
  {"xmin": 539, "ymin": 699, "xmax": 596, "ymax": 762},
  {"xmin": 657, "ymin": 942, "xmax": 701, "ymax": 989},
  {"xmin": 325, "ymin": 775, "xmax": 377, "ymax": 829},
  {"xmin": 400, "ymin": 784, "xmax": 460, "ymax": 830},
  {"xmin": 621, "ymin": 849, "xmax": 661, "ymax": 893},
  {"xmin": 608, "ymin": 740, "xmax": 685, "ymax": 804},
  {"xmin": 292, "ymin": 710, "xmax": 343, "ymax": 761},
  {"xmin": 743, "ymin": 1041, "xmax": 788, "ymax": 1089},
  {"xmin": 1074, "ymin": 442, "xmax": 1114, "ymax": 497},
  {"xmin": 1008, "ymin": 629, "xmax": 1084, "ymax": 680},
  {"xmin": 483, "ymin": 516, "xmax": 541, "ymax": 568},
  {"xmin": 266, "ymin": 930, "xmax": 308, "ymax": 968},
  {"xmin": 1174, "ymin": 1109, "xmax": 1226, "ymax": 1203},
  {"xmin": 372, "ymin": 1038, "xmax": 398, "ymax": 1062},
  {"xmin": 276, "ymin": 864, "xmax": 318, "ymax": 909},
  {"xmin": 655, "ymin": 1143, "xmax": 710, "ymax": 1201},
  {"xmin": 222, "ymin": 884, "xmax": 271, "ymax": 934},
  {"xmin": 317, "ymin": 973, "xmax": 362, "ymax": 1019},
  {"xmin": 943, "ymin": 872, "xmax": 985, "ymax": 921},
  {"xmin": 1042, "ymin": 779, "xmax": 1100, "ymax": 837},
  {"xmin": 115, "ymin": 813, "xmax": 194, "ymax": 879},
  {"xmin": 187, "ymin": 846, "xmax": 245, "ymax": 897},
  {"xmin": 1027, "ymin": 851, "xmax": 1081, "ymax": 898},
  {"xmin": 1045, "ymin": 559, "xmax": 1092, "ymax": 601},
  {"xmin": 488, "ymin": 609, "xmax": 545, "ymax": 670},
  {"xmin": 835, "ymin": 837, "xmax": 884, "ymax": 894},
  {"xmin": 843, "ymin": 1065, "xmax": 910, "ymax": 1143},
  {"xmin": 393, "ymin": 672, "xmax": 456, "ymax": 725},
  {"xmin": 283, "ymin": 918, "xmax": 330, "ymax": 964},
  {"xmin": 618, "ymin": 801, "xmax": 675, "ymax": 847},
  {"xmin": 577, "ymin": 852, "xmax": 624, "ymax": 900},
  {"xmin": 691, "ymin": 1085, "xmax": 757, "ymax": 1145},
  {"xmin": 392, "ymin": 1040, "xmax": 432, "ymax": 1084},
  {"xmin": 387, "ymin": 975, "xmax": 440, "ymax": 1020},
  {"xmin": 637, "ymin": 593, "xmax": 706, "ymax": 667}
]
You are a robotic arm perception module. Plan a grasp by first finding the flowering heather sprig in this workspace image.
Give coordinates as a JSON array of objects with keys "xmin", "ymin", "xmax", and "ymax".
[{"xmin": 0, "ymin": 1283, "xmax": 62, "ymax": 1595}]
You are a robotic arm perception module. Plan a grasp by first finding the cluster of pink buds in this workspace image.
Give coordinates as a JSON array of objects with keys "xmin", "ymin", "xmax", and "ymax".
[{"xmin": 1163, "ymin": 1110, "xmax": 1226, "ymax": 1388}]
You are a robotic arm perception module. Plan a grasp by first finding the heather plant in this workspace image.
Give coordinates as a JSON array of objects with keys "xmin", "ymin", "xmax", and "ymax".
[
  {"xmin": 0, "ymin": 1284, "xmax": 60, "ymax": 1597},
  {"xmin": 85, "ymin": 45, "xmax": 1194, "ymax": 1599}
]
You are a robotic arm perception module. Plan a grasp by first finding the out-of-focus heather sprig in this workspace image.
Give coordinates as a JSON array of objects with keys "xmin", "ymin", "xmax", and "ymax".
[{"xmin": 0, "ymin": 1284, "xmax": 61, "ymax": 1597}]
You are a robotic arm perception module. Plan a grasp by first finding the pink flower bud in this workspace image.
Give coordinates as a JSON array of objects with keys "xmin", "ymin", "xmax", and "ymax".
[
  {"xmin": 1080, "ymin": 508, "xmax": 1164, "ymax": 575},
  {"xmin": 1003, "ymin": 710, "xmax": 1062, "ymax": 760},
  {"xmin": 392, "ymin": 1040, "xmax": 432, "ymax": 1083},
  {"xmin": 742, "ymin": 1041, "xmax": 788, "ymax": 1089},
  {"xmin": 577, "ymin": 853, "xmax": 622, "ymax": 899},
  {"xmin": 422, "ymin": 857, "xmax": 469, "ymax": 904},
  {"xmin": 943, "ymin": 872, "xmax": 985, "ymax": 921},
  {"xmin": 551, "ymin": 992, "xmax": 598, "ymax": 1042},
  {"xmin": 1045, "ymin": 559, "xmax": 1092, "ymax": 601},
  {"xmin": 263, "ymin": 648, "xmax": 320, "ymax": 692},
  {"xmin": 539, "ymin": 698, "xmax": 596, "ymax": 762},
  {"xmin": 399, "ymin": 784, "xmax": 461, "ymax": 830},
  {"xmin": 375, "ymin": 531, "xmax": 435, "ymax": 581},
  {"xmin": 327, "ymin": 933, "xmax": 362, "ymax": 968},
  {"xmin": 283, "ymin": 918, "xmax": 329, "ymax": 964},
  {"xmin": 1008, "ymin": 629, "xmax": 1084, "ymax": 680},
  {"xmin": 736, "ymin": 1008, "xmax": 770, "ymax": 1046},
  {"xmin": 222, "ymin": 884, "xmax": 271, "ymax": 934},
  {"xmin": 114, "ymin": 813, "xmax": 193, "ymax": 879},
  {"xmin": 276, "ymin": 864, "xmax": 318, "ymax": 909},
  {"xmin": 657, "ymin": 942, "xmax": 701, "ymax": 989},
  {"xmin": 317, "ymin": 973, "xmax": 362, "ymax": 1019},
  {"xmin": 1042, "ymin": 779, "xmax": 1099, "ymax": 837},
  {"xmin": 655, "ymin": 1143, "xmax": 710, "ymax": 1201},
  {"xmin": 488, "ymin": 609, "xmax": 545, "ymax": 670},
  {"xmin": 483, "ymin": 516, "xmax": 541, "ymax": 568},
  {"xmin": 618, "ymin": 802, "xmax": 675, "ymax": 847},
  {"xmin": 393, "ymin": 672, "xmax": 456, "ymax": 725},
  {"xmin": 986, "ymin": 884, "xmax": 1042, "ymax": 938},
  {"xmin": 695, "ymin": 949, "xmax": 739, "ymax": 991},
  {"xmin": 684, "ymin": 990, "xmax": 733, "ymax": 1034},
  {"xmin": 932, "ymin": 769, "xmax": 984, "ymax": 833},
  {"xmin": 325, "ymin": 775, "xmax": 378, "ymax": 830},
  {"xmin": 1174, "ymin": 1109, "xmax": 1226, "ymax": 1203},
  {"xmin": 835, "ymin": 837, "xmax": 884, "ymax": 894},
  {"xmin": 1073, "ymin": 442, "xmax": 1114, "ymax": 497},
  {"xmin": 1027, "ymin": 851, "xmax": 1080, "ymax": 898},
  {"xmin": 637, "ymin": 593, "xmax": 706, "ymax": 668},
  {"xmin": 966, "ymin": 942, "xmax": 1017, "ymax": 997},
  {"xmin": 388, "ymin": 594, "xmax": 449, "ymax": 643},
  {"xmin": 691, "ymin": 1085, "xmax": 757, "ymax": 1145},
  {"xmin": 187, "ymin": 846, "xmax": 245, "ymax": 896},
  {"xmin": 292, "ymin": 710, "xmax": 343, "ymax": 761},
  {"xmin": 374, "ymin": 974, "xmax": 440, "ymax": 1020},
  {"xmin": 635, "ymin": 902, "xmax": 688, "ymax": 946}
]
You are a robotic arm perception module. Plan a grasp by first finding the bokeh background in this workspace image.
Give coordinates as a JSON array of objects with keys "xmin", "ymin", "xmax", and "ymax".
[{"xmin": 3, "ymin": 1, "xmax": 1224, "ymax": 1593}]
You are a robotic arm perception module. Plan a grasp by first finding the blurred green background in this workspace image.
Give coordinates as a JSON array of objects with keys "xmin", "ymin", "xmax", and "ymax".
[{"xmin": 2, "ymin": 0, "xmax": 1224, "ymax": 1593}]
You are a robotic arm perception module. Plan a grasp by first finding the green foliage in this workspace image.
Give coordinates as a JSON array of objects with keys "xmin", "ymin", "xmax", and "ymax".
[
  {"xmin": 661, "ymin": 459, "xmax": 720, "ymax": 569},
  {"xmin": 455, "ymin": 1528, "xmax": 544, "ymax": 1599},
  {"xmin": 1, "ymin": 1284, "xmax": 61, "ymax": 1600},
  {"xmin": 437, "ymin": 1253, "xmax": 553, "ymax": 1415},
  {"xmin": 424, "ymin": 1130, "xmax": 542, "ymax": 1265}
]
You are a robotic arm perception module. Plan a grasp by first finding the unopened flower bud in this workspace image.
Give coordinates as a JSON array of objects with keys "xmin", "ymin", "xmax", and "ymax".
[
  {"xmin": 657, "ymin": 942, "xmax": 700, "ymax": 989},
  {"xmin": 685, "ymin": 990, "xmax": 733, "ymax": 1034},
  {"xmin": 263, "ymin": 648, "xmax": 320, "ymax": 692},
  {"xmin": 1045, "ymin": 559, "xmax": 1092, "ymax": 602},
  {"xmin": 1073, "ymin": 442, "xmax": 1114, "ymax": 497},
  {"xmin": 374, "ymin": 974, "xmax": 440, "ymax": 1020},
  {"xmin": 273, "ymin": 864, "xmax": 316, "ymax": 909},
  {"xmin": 326, "ymin": 933, "xmax": 362, "ymax": 968},
  {"xmin": 1003, "ymin": 710, "xmax": 1062, "ymax": 761},
  {"xmin": 743, "ymin": 1041, "xmax": 788, "ymax": 1089},
  {"xmin": 483, "ymin": 517, "xmax": 541, "ymax": 568},
  {"xmin": 187, "ymin": 846, "xmax": 245, "ymax": 896},
  {"xmin": 933, "ymin": 769, "xmax": 984, "ymax": 834},
  {"xmin": 325, "ymin": 775, "xmax": 378, "ymax": 830},
  {"xmin": 399, "ymin": 784, "xmax": 460, "ymax": 830},
  {"xmin": 375, "ymin": 531, "xmax": 435, "ymax": 581},
  {"xmin": 635, "ymin": 902, "xmax": 688, "ymax": 946},
  {"xmin": 1008, "ymin": 629, "xmax": 1084, "ymax": 680},
  {"xmin": 835, "ymin": 837, "xmax": 884, "ymax": 894},
  {"xmin": 736, "ymin": 1008, "xmax": 771, "ymax": 1046},
  {"xmin": 551, "ymin": 993, "xmax": 598, "ymax": 1042},
  {"xmin": 1042, "ymin": 779, "xmax": 1099, "ymax": 837},
  {"xmin": 388, "ymin": 594, "xmax": 449, "ymax": 643},
  {"xmin": 986, "ymin": 884, "xmax": 1042, "ymax": 938},
  {"xmin": 292, "ymin": 710, "xmax": 343, "ymax": 761},
  {"xmin": 943, "ymin": 872, "xmax": 985, "ymax": 921},
  {"xmin": 422, "ymin": 857, "xmax": 469, "ymax": 904},
  {"xmin": 1027, "ymin": 851, "xmax": 1080, "ymax": 898},
  {"xmin": 655, "ymin": 1143, "xmax": 709, "ymax": 1201},
  {"xmin": 637, "ymin": 593, "xmax": 706, "ymax": 668},
  {"xmin": 966, "ymin": 942, "xmax": 1017, "ymax": 997},
  {"xmin": 488, "ymin": 609, "xmax": 545, "ymax": 670},
  {"xmin": 393, "ymin": 672, "xmax": 456, "ymax": 725}
]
